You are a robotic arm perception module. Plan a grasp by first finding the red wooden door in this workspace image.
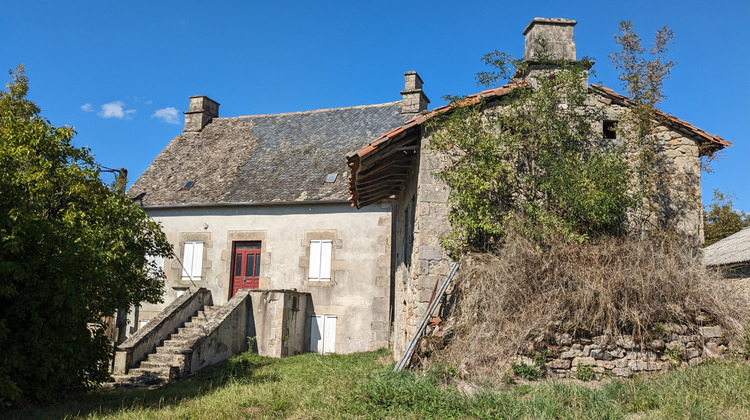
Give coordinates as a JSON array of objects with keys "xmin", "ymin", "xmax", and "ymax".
[{"xmin": 231, "ymin": 241, "xmax": 261, "ymax": 297}]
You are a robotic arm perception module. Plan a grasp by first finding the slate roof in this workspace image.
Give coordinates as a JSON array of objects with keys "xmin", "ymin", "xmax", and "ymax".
[
  {"xmin": 704, "ymin": 226, "xmax": 750, "ymax": 267},
  {"xmin": 129, "ymin": 101, "xmax": 409, "ymax": 207}
]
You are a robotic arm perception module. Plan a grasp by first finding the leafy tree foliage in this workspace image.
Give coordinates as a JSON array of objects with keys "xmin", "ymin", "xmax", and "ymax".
[
  {"xmin": 429, "ymin": 52, "xmax": 632, "ymax": 253},
  {"xmin": 704, "ymin": 190, "xmax": 750, "ymax": 246},
  {"xmin": 0, "ymin": 66, "xmax": 172, "ymax": 404},
  {"xmin": 429, "ymin": 22, "xmax": 686, "ymax": 254}
]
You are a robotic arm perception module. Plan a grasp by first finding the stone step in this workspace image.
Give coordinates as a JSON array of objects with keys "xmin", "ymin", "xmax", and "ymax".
[
  {"xmin": 147, "ymin": 353, "xmax": 176, "ymax": 363},
  {"xmin": 138, "ymin": 361, "xmax": 173, "ymax": 371},
  {"xmin": 125, "ymin": 368, "xmax": 172, "ymax": 385},
  {"xmin": 156, "ymin": 344, "xmax": 183, "ymax": 354},
  {"xmin": 162, "ymin": 340, "xmax": 190, "ymax": 350},
  {"xmin": 105, "ymin": 376, "xmax": 153, "ymax": 388},
  {"xmin": 178, "ymin": 326, "xmax": 204, "ymax": 335}
]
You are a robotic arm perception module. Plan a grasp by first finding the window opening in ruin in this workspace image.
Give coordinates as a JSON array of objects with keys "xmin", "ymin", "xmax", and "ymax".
[{"xmin": 603, "ymin": 120, "xmax": 618, "ymax": 139}]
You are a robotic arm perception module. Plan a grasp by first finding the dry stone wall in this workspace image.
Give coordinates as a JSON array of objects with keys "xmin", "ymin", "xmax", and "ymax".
[{"xmin": 529, "ymin": 325, "xmax": 731, "ymax": 379}]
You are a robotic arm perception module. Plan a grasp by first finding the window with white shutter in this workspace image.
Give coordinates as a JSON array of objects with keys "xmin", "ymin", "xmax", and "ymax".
[
  {"xmin": 181, "ymin": 241, "xmax": 204, "ymax": 281},
  {"xmin": 308, "ymin": 239, "xmax": 332, "ymax": 281}
]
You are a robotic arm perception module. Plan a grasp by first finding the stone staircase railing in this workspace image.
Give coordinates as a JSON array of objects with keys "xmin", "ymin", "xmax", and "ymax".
[{"xmin": 113, "ymin": 288, "xmax": 212, "ymax": 375}]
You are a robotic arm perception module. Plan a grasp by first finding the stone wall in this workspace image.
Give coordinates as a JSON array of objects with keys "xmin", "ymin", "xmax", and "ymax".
[
  {"xmin": 533, "ymin": 325, "xmax": 729, "ymax": 379},
  {"xmin": 594, "ymin": 98, "xmax": 704, "ymax": 243},
  {"xmin": 392, "ymin": 131, "xmax": 455, "ymax": 360}
]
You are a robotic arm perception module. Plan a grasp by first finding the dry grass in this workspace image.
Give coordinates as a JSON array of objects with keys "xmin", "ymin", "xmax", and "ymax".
[{"xmin": 423, "ymin": 234, "xmax": 750, "ymax": 380}]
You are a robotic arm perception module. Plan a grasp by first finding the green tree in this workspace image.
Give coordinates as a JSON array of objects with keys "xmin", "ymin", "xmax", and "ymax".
[
  {"xmin": 429, "ymin": 47, "xmax": 632, "ymax": 253},
  {"xmin": 0, "ymin": 65, "xmax": 172, "ymax": 404},
  {"xmin": 429, "ymin": 22, "xmax": 684, "ymax": 254},
  {"xmin": 704, "ymin": 190, "xmax": 750, "ymax": 246}
]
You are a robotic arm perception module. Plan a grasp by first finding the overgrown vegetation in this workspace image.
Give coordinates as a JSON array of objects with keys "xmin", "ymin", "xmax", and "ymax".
[
  {"xmin": 7, "ymin": 350, "xmax": 750, "ymax": 419},
  {"xmin": 422, "ymin": 234, "xmax": 749, "ymax": 381},
  {"xmin": 704, "ymin": 189, "xmax": 749, "ymax": 246},
  {"xmin": 0, "ymin": 66, "xmax": 172, "ymax": 404},
  {"xmin": 429, "ymin": 52, "xmax": 632, "ymax": 253}
]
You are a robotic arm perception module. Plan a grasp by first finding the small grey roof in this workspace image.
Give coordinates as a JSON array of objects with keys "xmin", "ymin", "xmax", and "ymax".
[
  {"xmin": 704, "ymin": 226, "xmax": 750, "ymax": 266},
  {"xmin": 129, "ymin": 101, "xmax": 409, "ymax": 206}
]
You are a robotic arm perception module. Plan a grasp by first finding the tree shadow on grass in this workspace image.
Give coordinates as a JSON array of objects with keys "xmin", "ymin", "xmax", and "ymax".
[{"xmin": 5, "ymin": 352, "xmax": 279, "ymax": 419}]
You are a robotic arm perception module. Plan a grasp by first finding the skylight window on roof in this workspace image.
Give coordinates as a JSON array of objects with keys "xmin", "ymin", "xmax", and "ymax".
[
  {"xmin": 179, "ymin": 180, "xmax": 195, "ymax": 192},
  {"xmin": 325, "ymin": 173, "xmax": 338, "ymax": 183}
]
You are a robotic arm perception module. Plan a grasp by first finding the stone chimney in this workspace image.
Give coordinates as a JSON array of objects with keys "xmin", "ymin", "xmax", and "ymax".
[
  {"xmin": 183, "ymin": 95, "xmax": 220, "ymax": 132},
  {"xmin": 523, "ymin": 17, "xmax": 577, "ymax": 62},
  {"xmin": 400, "ymin": 71, "xmax": 429, "ymax": 115}
]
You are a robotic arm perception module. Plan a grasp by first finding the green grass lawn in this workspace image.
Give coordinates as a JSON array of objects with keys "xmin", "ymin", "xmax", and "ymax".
[{"xmin": 6, "ymin": 350, "xmax": 750, "ymax": 419}]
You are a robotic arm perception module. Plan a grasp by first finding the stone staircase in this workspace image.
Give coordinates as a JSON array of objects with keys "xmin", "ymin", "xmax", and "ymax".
[{"xmin": 111, "ymin": 305, "xmax": 218, "ymax": 386}]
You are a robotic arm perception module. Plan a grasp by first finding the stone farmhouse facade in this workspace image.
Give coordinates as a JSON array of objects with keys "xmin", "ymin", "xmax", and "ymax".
[
  {"xmin": 126, "ymin": 18, "xmax": 730, "ymax": 366},
  {"xmin": 127, "ymin": 84, "xmax": 428, "ymax": 355},
  {"xmin": 346, "ymin": 18, "xmax": 731, "ymax": 359}
]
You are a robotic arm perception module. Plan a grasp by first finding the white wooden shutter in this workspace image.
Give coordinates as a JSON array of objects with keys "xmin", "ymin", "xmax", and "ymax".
[
  {"xmin": 182, "ymin": 241, "xmax": 203, "ymax": 281},
  {"xmin": 319, "ymin": 240, "xmax": 332, "ymax": 281},
  {"xmin": 309, "ymin": 240, "xmax": 332, "ymax": 282},
  {"xmin": 323, "ymin": 315, "xmax": 336, "ymax": 354},
  {"xmin": 310, "ymin": 314, "xmax": 336, "ymax": 354},
  {"xmin": 309, "ymin": 240, "xmax": 321, "ymax": 281}
]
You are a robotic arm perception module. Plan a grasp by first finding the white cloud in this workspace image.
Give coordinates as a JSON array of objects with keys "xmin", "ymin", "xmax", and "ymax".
[
  {"xmin": 98, "ymin": 101, "xmax": 136, "ymax": 119},
  {"xmin": 80, "ymin": 103, "xmax": 94, "ymax": 112},
  {"xmin": 152, "ymin": 107, "xmax": 180, "ymax": 125}
]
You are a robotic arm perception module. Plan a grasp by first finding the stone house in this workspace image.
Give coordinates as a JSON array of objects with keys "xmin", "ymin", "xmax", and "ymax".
[
  {"xmin": 346, "ymin": 18, "xmax": 731, "ymax": 359},
  {"xmin": 126, "ymin": 77, "xmax": 430, "ymax": 359},
  {"xmin": 121, "ymin": 18, "xmax": 731, "ymax": 377}
]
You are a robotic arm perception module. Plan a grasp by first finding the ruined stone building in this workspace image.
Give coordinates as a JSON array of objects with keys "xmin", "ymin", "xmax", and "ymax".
[
  {"xmin": 346, "ymin": 18, "xmax": 730, "ymax": 359},
  {"xmin": 117, "ymin": 18, "xmax": 730, "ymax": 383}
]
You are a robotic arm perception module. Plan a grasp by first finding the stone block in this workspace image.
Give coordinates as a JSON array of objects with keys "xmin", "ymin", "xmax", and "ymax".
[
  {"xmin": 572, "ymin": 356, "xmax": 595, "ymax": 367},
  {"xmin": 645, "ymin": 361, "xmax": 664, "ymax": 371},
  {"xmin": 616, "ymin": 336, "xmax": 635, "ymax": 349},
  {"xmin": 612, "ymin": 367, "xmax": 632, "ymax": 377},
  {"xmin": 560, "ymin": 349, "xmax": 582, "ymax": 359},
  {"xmin": 595, "ymin": 360, "xmax": 616, "ymax": 370},
  {"xmin": 609, "ymin": 349, "xmax": 625, "ymax": 359},
  {"xmin": 592, "ymin": 367, "xmax": 606, "ymax": 374},
  {"xmin": 628, "ymin": 360, "xmax": 648, "ymax": 371},
  {"xmin": 650, "ymin": 339, "xmax": 665, "ymax": 350},
  {"xmin": 686, "ymin": 348, "xmax": 701, "ymax": 359},
  {"xmin": 699, "ymin": 326, "xmax": 722, "ymax": 338},
  {"xmin": 615, "ymin": 358, "xmax": 628, "ymax": 368},
  {"xmin": 546, "ymin": 359, "xmax": 571, "ymax": 369},
  {"xmin": 703, "ymin": 342, "xmax": 721, "ymax": 358},
  {"xmin": 419, "ymin": 245, "xmax": 444, "ymax": 261},
  {"xmin": 371, "ymin": 309, "xmax": 388, "ymax": 322},
  {"xmin": 591, "ymin": 349, "xmax": 613, "ymax": 361}
]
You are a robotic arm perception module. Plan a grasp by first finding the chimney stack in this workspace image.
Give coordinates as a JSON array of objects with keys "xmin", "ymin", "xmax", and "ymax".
[
  {"xmin": 523, "ymin": 17, "xmax": 577, "ymax": 62},
  {"xmin": 183, "ymin": 95, "xmax": 220, "ymax": 132},
  {"xmin": 400, "ymin": 71, "xmax": 429, "ymax": 115}
]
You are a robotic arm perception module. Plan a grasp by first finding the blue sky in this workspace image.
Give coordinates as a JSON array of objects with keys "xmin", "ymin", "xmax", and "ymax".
[{"xmin": 2, "ymin": 0, "xmax": 749, "ymax": 212}]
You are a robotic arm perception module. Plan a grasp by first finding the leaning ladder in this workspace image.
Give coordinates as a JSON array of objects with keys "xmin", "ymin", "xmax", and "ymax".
[{"xmin": 394, "ymin": 258, "xmax": 461, "ymax": 372}]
